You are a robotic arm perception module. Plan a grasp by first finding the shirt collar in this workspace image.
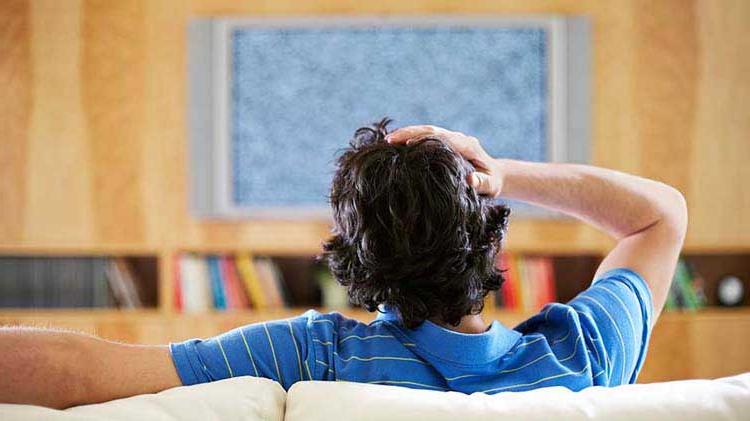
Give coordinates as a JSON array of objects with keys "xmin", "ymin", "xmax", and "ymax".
[{"xmin": 374, "ymin": 305, "xmax": 522, "ymax": 365}]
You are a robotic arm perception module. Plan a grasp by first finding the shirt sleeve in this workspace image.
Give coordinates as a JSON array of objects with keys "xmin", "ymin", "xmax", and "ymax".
[
  {"xmin": 169, "ymin": 312, "xmax": 318, "ymax": 390},
  {"xmin": 514, "ymin": 268, "xmax": 654, "ymax": 387},
  {"xmin": 567, "ymin": 268, "xmax": 654, "ymax": 386}
]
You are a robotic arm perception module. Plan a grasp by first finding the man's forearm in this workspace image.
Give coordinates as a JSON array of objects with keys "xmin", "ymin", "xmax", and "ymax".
[
  {"xmin": 497, "ymin": 159, "xmax": 687, "ymax": 240},
  {"xmin": 0, "ymin": 327, "xmax": 91, "ymax": 408},
  {"xmin": 0, "ymin": 327, "xmax": 180, "ymax": 408}
]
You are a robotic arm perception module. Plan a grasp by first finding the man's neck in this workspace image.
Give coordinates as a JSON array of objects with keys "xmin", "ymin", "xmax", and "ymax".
[{"xmin": 430, "ymin": 314, "xmax": 490, "ymax": 334}]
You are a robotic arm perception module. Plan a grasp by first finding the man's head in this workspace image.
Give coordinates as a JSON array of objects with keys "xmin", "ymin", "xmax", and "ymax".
[{"xmin": 322, "ymin": 118, "xmax": 510, "ymax": 329}]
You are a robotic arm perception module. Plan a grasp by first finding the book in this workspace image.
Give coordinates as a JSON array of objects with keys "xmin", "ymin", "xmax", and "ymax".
[
  {"xmin": 687, "ymin": 262, "xmax": 707, "ymax": 308},
  {"xmin": 0, "ymin": 257, "xmax": 114, "ymax": 308},
  {"xmin": 666, "ymin": 258, "xmax": 707, "ymax": 311},
  {"xmin": 254, "ymin": 258, "xmax": 285, "ymax": 308},
  {"xmin": 180, "ymin": 254, "xmax": 212, "ymax": 312},
  {"xmin": 495, "ymin": 254, "xmax": 557, "ymax": 312},
  {"xmin": 207, "ymin": 256, "xmax": 228, "ymax": 310},
  {"xmin": 235, "ymin": 253, "xmax": 268, "ymax": 310},
  {"xmin": 220, "ymin": 255, "xmax": 250, "ymax": 309},
  {"xmin": 173, "ymin": 254, "xmax": 183, "ymax": 311},
  {"xmin": 540, "ymin": 257, "xmax": 557, "ymax": 304},
  {"xmin": 500, "ymin": 253, "xmax": 519, "ymax": 311},
  {"xmin": 517, "ymin": 256, "xmax": 532, "ymax": 311},
  {"xmin": 106, "ymin": 258, "xmax": 142, "ymax": 308},
  {"xmin": 316, "ymin": 267, "xmax": 349, "ymax": 309},
  {"xmin": 93, "ymin": 259, "xmax": 113, "ymax": 308},
  {"xmin": 267, "ymin": 259, "xmax": 291, "ymax": 306}
]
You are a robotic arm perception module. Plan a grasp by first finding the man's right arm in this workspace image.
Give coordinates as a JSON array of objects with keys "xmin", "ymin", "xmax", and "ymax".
[
  {"xmin": 496, "ymin": 159, "xmax": 687, "ymax": 317},
  {"xmin": 387, "ymin": 126, "xmax": 688, "ymax": 318}
]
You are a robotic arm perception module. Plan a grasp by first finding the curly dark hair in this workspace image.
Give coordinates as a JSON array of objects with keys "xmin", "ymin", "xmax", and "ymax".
[{"xmin": 322, "ymin": 118, "xmax": 510, "ymax": 329}]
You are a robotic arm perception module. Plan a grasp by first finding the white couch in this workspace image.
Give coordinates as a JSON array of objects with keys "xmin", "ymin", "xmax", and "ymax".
[{"xmin": 2, "ymin": 373, "xmax": 749, "ymax": 421}]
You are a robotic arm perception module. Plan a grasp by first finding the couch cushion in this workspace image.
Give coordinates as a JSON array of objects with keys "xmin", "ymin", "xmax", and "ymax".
[
  {"xmin": 0, "ymin": 377, "xmax": 285, "ymax": 421},
  {"xmin": 286, "ymin": 373, "xmax": 750, "ymax": 421}
]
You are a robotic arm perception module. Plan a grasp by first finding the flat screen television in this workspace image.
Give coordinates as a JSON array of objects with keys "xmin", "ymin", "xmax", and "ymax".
[{"xmin": 188, "ymin": 16, "xmax": 590, "ymax": 218}]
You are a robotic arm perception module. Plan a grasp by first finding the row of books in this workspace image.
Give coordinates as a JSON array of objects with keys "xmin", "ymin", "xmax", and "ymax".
[
  {"xmin": 0, "ymin": 254, "xmax": 716, "ymax": 313},
  {"xmin": 665, "ymin": 259, "xmax": 707, "ymax": 310},
  {"xmin": 176, "ymin": 253, "xmax": 559, "ymax": 313},
  {"xmin": 175, "ymin": 254, "xmax": 292, "ymax": 312},
  {"xmin": 489, "ymin": 254, "xmax": 557, "ymax": 312},
  {"xmin": 488, "ymin": 255, "xmax": 710, "ymax": 313},
  {"xmin": 0, "ymin": 257, "xmax": 143, "ymax": 308}
]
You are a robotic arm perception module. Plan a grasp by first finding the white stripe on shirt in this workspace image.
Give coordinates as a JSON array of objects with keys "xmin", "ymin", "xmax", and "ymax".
[{"xmin": 263, "ymin": 323, "xmax": 283, "ymax": 383}]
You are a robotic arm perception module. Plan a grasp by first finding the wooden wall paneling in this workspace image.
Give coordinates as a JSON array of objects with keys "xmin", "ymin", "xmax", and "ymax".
[
  {"xmin": 142, "ymin": 0, "xmax": 188, "ymax": 248},
  {"xmin": 82, "ymin": 0, "xmax": 149, "ymax": 244},
  {"xmin": 179, "ymin": 220, "xmax": 332, "ymax": 254},
  {"xmin": 689, "ymin": 313, "xmax": 750, "ymax": 378},
  {"xmin": 25, "ymin": 0, "xmax": 96, "ymax": 244},
  {"xmin": 94, "ymin": 320, "xmax": 141, "ymax": 344},
  {"xmin": 633, "ymin": 0, "xmax": 697, "ymax": 198},
  {"xmin": 638, "ymin": 317, "xmax": 693, "ymax": 382},
  {"xmin": 0, "ymin": 0, "xmax": 31, "ymax": 243},
  {"xmin": 688, "ymin": 0, "xmax": 750, "ymax": 248},
  {"xmin": 505, "ymin": 220, "xmax": 611, "ymax": 254},
  {"xmin": 589, "ymin": 1, "xmax": 641, "ymax": 175},
  {"xmin": 638, "ymin": 311, "xmax": 750, "ymax": 382},
  {"xmin": 1, "ymin": 0, "xmax": 747, "ymax": 252}
]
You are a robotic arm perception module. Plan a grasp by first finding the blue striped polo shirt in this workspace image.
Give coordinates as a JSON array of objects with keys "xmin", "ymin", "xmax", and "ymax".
[{"xmin": 169, "ymin": 268, "xmax": 653, "ymax": 393}]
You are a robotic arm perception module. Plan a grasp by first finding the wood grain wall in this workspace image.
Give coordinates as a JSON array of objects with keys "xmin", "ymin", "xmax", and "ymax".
[{"xmin": 0, "ymin": 0, "xmax": 748, "ymax": 253}]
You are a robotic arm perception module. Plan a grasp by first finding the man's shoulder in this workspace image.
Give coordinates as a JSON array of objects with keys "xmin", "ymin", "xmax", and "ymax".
[{"xmin": 297, "ymin": 309, "xmax": 375, "ymax": 332}]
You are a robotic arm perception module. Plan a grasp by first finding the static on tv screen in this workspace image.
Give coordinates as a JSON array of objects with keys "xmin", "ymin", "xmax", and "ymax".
[{"xmin": 229, "ymin": 26, "xmax": 548, "ymax": 209}]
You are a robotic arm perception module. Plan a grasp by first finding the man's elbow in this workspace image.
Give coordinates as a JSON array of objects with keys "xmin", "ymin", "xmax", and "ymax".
[{"xmin": 660, "ymin": 186, "xmax": 688, "ymax": 243}]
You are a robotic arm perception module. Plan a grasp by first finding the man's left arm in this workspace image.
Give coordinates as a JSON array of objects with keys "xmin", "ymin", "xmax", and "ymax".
[{"xmin": 0, "ymin": 327, "xmax": 180, "ymax": 409}]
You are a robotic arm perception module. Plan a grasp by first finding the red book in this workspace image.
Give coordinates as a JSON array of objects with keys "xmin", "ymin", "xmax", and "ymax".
[
  {"xmin": 534, "ymin": 257, "xmax": 548, "ymax": 310},
  {"xmin": 534, "ymin": 257, "xmax": 555, "ymax": 308},
  {"xmin": 542, "ymin": 257, "xmax": 557, "ymax": 303},
  {"xmin": 221, "ymin": 256, "xmax": 250, "ymax": 309},
  {"xmin": 173, "ymin": 254, "xmax": 183, "ymax": 311},
  {"xmin": 499, "ymin": 253, "xmax": 519, "ymax": 310}
]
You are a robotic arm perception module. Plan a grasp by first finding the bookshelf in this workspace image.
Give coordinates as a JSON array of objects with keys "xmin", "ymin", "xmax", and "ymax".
[
  {"xmin": 0, "ymin": 241, "xmax": 749, "ymax": 383},
  {"xmin": 2, "ymin": 245, "xmax": 749, "ymax": 316},
  {"xmin": 0, "ymin": 252, "xmax": 160, "ymax": 310}
]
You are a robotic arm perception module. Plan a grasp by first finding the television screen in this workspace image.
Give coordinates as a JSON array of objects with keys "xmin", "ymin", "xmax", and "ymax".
[{"xmin": 189, "ymin": 17, "xmax": 590, "ymax": 217}]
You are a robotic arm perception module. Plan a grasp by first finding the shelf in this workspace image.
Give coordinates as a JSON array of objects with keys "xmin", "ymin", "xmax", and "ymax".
[
  {"xmin": 1, "ymin": 237, "xmax": 748, "ymax": 323},
  {"xmin": 0, "ymin": 244, "xmax": 161, "ymax": 256},
  {"xmin": 0, "ymin": 255, "xmax": 161, "ymax": 309},
  {"xmin": 658, "ymin": 307, "xmax": 750, "ymax": 320},
  {"xmin": 2, "ymin": 306, "xmax": 748, "ymax": 324},
  {"xmin": 173, "ymin": 246, "xmax": 324, "ymax": 257},
  {"xmin": 0, "ymin": 308, "xmax": 162, "ymax": 316}
]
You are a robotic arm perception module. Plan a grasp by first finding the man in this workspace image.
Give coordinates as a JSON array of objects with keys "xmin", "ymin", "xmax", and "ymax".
[{"xmin": 0, "ymin": 120, "xmax": 687, "ymax": 408}]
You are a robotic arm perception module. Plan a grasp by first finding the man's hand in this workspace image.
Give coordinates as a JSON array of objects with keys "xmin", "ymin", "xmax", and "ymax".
[{"xmin": 387, "ymin": 125, "xmax": 504, "ymax": 197}]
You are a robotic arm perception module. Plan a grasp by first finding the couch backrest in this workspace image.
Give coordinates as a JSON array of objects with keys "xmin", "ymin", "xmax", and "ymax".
[
  {"xmin": 1, "ymin": 373, "xmax": 749, "ymax": 420},
  {"xmin": 285, "ymin": 373, "xmax": 750, "ymax": 421}
]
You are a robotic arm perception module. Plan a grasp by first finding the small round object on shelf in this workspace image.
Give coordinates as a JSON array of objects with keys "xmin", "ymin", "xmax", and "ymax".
[{"xmin": 717, "ymin": 275, "xmax": 745, "ymax": 307}]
